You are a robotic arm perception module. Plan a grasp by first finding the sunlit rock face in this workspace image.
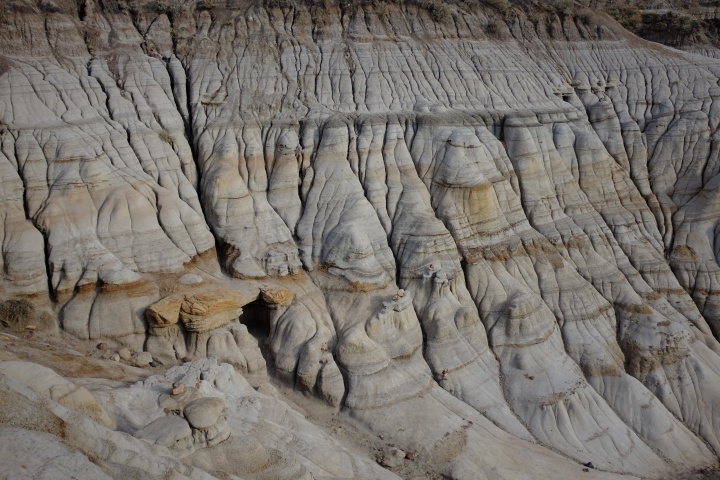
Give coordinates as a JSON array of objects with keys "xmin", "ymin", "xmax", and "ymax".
[{"xmin": 3, "ymin": 0, "xmax": 720, "ymax": 478}]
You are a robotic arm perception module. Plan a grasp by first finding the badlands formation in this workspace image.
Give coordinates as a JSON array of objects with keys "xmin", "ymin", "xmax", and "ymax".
[{"xmin": 3, "ymin": 0, "xmax": 720, "ymax": 478}]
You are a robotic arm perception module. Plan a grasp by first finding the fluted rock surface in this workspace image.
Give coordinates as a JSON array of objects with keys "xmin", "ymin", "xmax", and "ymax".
[{"xmin": 3, "ymin": 0, "xmax": 720, "ymax": 478}]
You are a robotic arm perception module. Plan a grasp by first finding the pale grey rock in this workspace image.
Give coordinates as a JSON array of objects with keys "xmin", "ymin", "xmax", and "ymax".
[
  {"xmin": 0, "ymin": 154, "xmax": 47, "ymax": 297},
  {"xmin": 135, "ymin": 415, "xmax": 193, "ymax": 451},
  {"xmin": 183, "ymin": 397, "xmax": 225, "ymax": 430},
  {"xmin": 0, "ymin": 361, "xmax": 115, "ymax": 429},
  {"xmin": 159, "ymin": 386, "xmax": 202, "ymax": 415},
  {"xmin": 0, "ymin": 371, "xmax": 219, "ymax": 480},
  {"xmin": 0, "ymin": 428, "xmax": 113, "ymax": 480},
  {"xmin": 106, "ymin": 359, "xmax": 400, "ymax": 480},
  {"xmin": 133, "ymin": 351, "xmax": 153, "ymax": 367},
  {"xmin": 144, "ymin": 285, "xmax": 269, "ymax": 374},
  {"xmin": 179, "ymin": 274, "xmax": 204, "ymax": 285},
  {"xmin": 1, "ymin": 2, "xmax": 720, "ymax": 479},
  {"xmin": 379, "ymin": 447, "xmax": 406, "ymax": 468}
]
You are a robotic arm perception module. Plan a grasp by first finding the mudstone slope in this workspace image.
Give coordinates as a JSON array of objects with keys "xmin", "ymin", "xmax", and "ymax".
[{"xmin": 1, "ymin": 0, "xmax": 720, "ymax": 478}]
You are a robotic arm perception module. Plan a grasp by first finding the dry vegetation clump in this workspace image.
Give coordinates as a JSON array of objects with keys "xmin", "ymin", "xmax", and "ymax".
[
  {"xmin": 113, "ymin": 0, "xmax": 197, "ymax": 15},
  {"xmin": 263, "ymin": 0, "xmax": 297, "ymax": 8},
  {"xmin": 159, "ymin": 129, "xmax": 175, "ymax": 144},
  {"xmin": 0, "ymin": 299, "xmax": 34, "ymax": 329},
  {"xmin": 483, "ymin": 0, "xmax": 510, "ymax": 15},
  {"xmin": 37, "ymin": 0, "xmax": 62, "ymax": 12},
  {"xmin": 417, "ymin": 0, "xmax": 449, "ymax": 22},
  {"xmin": 672, "ymin": 244, "xmax": 699, "ymax": 261},
  {"xmin": 604, "ymin": 1, "xmax": 643, "ymax": 29},
  {"xmin": 551, "ymin": 0, "xmax": 574, "ymax": 13},
  {"xmin": 263, "ymin": 0, "xmax": 451, "ymax": 22},
  {"xmin": 155, "ymin": 0, "xmax": 193, "ymax": 14},
  {"xmin": 673, "ymin": 465, "xmax": 720, "ymax": 480},
  {"xmin": 602, "ymin": 0, "xmax": 720, "ymax": 48},
  {"xmin": 485, "ymin": 18, "xmax": 503, "ymax": 34},
  {"xmin": 0, "ymin": 299, "xmax": 54, "ymax": 332}
]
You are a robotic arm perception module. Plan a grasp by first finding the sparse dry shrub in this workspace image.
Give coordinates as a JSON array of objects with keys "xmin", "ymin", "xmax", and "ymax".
[
  {"xmin": 672, "ymin": 244, "xmax": 698, "ymax": 260},
  {"xmin": 552, "ymin": 0, "xmax": 574, "ymax": 14},
  {"xmin": 373, "ymin": 0, "xmax": 388, "ymax": 21},
  {"xmin": 484, "ymin": 0, "xmax": 509, "ymax": 15},
  {"xmin": 604, "ymin": 1, "xmax": 642, "ymax": 29},
  {"xmin": 0, "ymin": 299, "xmax": 34, "ymax": 329},
  {"xmin": 159, "ymin": 129, "xmax": 175, "ymax": 144},
  {"xmin": 155, "ymin": 0, "xmax": 190, "ymax": 14},
  {"xmin": 418, "ymin": 0, "xmax": 449, "ymax": 22},
  {"xmin": 264, "ymin": 0, "xmax": 297, "ymax": 8},
  {"xmin": 485, "ymin": 18, "xmax": 502, "ymax": 34},
  {"xmin": 37, "ymin": 0, "xmax": 61, "ymax": 13}
]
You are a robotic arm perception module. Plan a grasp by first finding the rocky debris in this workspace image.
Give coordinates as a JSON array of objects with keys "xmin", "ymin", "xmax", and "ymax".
[
  {"xmin": 133, "ymin": 352, "xmax": 153, "ymax": 368},
  {"xmin": 118, "ymin": 348, "xmax": 132, "ymax": 361},
  {"xmin": 117, "ymin": 359, "xmax": 396, "ymax": 479},
  {"xmin": 378, "ymin": 447, "xmax": 406, "ymax": 468},
  {"xmin": 159, "ymin": 385, "xmax": 202, "ymax": 415},
  {"xmin": 103, "ymin": 352, "xmax": 121, "ymax": 362}
]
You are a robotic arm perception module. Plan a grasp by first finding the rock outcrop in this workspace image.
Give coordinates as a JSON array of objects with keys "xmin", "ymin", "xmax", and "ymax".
[{"xmin": 2, "ymin": 0, "xmax": 720, "ymax": 478}]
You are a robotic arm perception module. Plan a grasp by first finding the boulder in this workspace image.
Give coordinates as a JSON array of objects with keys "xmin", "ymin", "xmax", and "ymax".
[
  {"xmin": 133, "ymin": 352, "xmax": 153, "ymax": 368},
  {"xmin": 134, "ymin": 415, "xmax": 193, "ymax": 451},
  {"xmin": 183, "ymin": 397, "xmax": 226, "ymax": 430},
  {"xmin": 118, "ymin": 348, "xmax": 132, "ymax": 361}
]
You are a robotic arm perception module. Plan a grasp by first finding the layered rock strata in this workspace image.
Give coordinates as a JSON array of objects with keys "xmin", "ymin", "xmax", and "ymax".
[{"xmin": 2, "ymin": 0, "xmax": 720, "ymax": 478}]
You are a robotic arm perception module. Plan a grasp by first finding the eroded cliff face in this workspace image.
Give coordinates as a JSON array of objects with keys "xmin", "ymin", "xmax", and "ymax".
[{"xmin": 2, "ymin": 0, "xmax": 720, "ymax": 478}]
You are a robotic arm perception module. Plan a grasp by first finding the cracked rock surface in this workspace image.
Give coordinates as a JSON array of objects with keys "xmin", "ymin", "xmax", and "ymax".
[{"xmin": 3, "ymin": 0, "xmax": 720, "ymax": 478}]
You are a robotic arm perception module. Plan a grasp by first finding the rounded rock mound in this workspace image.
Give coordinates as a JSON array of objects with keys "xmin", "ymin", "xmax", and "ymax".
[{"xmin": 183, "ymin": 397, "xmax": 225, "ymax": 429}]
